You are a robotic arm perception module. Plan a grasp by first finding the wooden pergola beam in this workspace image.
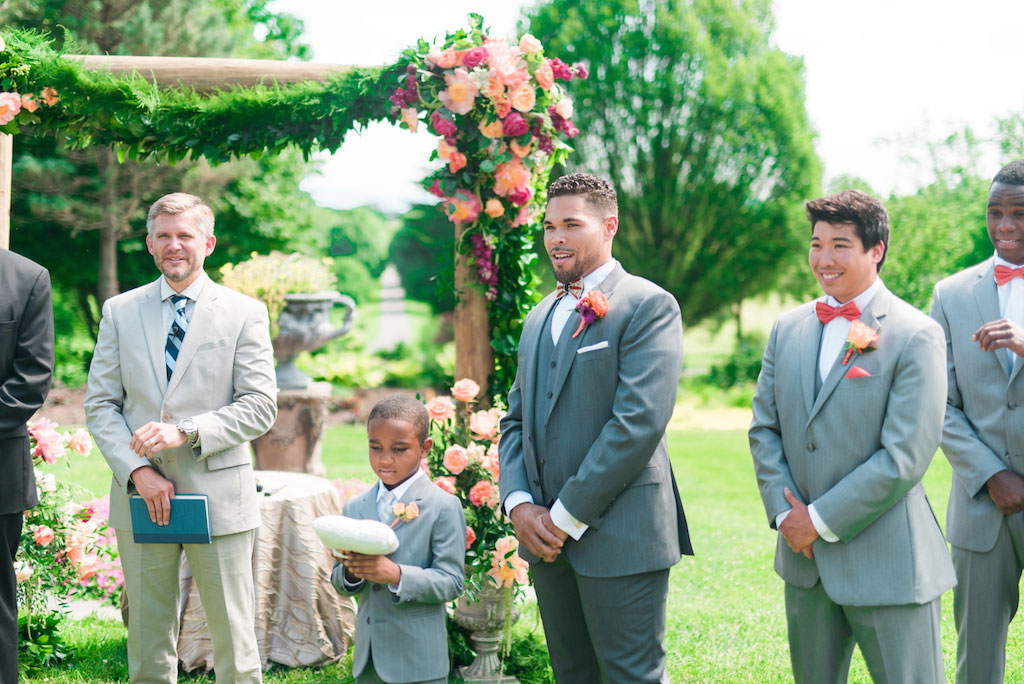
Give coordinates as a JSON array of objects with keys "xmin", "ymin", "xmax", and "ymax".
[{"xmin": 66, "ymin": 55, "xmax": 355, "ymax": 91}]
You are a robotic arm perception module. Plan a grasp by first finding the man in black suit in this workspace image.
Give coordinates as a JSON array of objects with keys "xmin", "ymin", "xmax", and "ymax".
[{"xmin": 0, "ymin": 247, "xmax": 54, "ymax": 683}]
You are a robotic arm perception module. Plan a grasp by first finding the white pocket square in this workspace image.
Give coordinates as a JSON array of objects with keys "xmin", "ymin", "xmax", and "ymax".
[{"xmin": 577, "ymin": 341, "xmax": 609, "ymax": 354}]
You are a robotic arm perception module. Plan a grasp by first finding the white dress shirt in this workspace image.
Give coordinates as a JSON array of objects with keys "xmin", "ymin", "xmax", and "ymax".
[
  {"xmin": 994, "ymin": 254, "xmax": 1024, "ymax": 370},
  {"xmin": 505, "ymin": 258, "xmax": 619, "ymax": 541},
  {"xmin": 159, "ymin": 272, "xmax": 207, "ymax": 450}
]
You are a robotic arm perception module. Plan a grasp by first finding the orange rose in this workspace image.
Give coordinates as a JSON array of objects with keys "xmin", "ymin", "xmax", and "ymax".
[
  {"xmin": 493, "ymin": 96, "xmax": 512, "ymax": 118},
  {"xmin": 404, "ymin": 502, "xmax": 419, "ymax": 520},
  {"xmin": 20, "ymin": 93, "xmax": 38, "ymax": 113},
  {"xmin": 40, "ymin": 87, "xmax": 59, "ymax": 106},
  {"xmin": 484, "ymin": 198, "xmax": 505, "ymax": 218},
  {"xmin": 846, "ymin": 319, "xmax": 879, "ymax": 350},
  {"xmin": 509, "ymin": 83, "xmax": 536, "ymax": 113},
  {"xmin": 510, "ymin": 138, "xmax": 533, "ymax": 158},
  {"xmin": 478, "ymin": 119, "xmax": 504, "ymax": 139},
  {"xmin": 448, "ymin": 152, "xmax": 467, "ymax": 173},
  {"xmin": 535, "ymin": 62, "xmax": 555, "ymax": 91},
  {"xmin": 438, "ymin": 138, "xmax": 456, "ymax": 161}
]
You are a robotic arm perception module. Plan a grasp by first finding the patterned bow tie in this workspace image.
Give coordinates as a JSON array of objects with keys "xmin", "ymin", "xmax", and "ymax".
[
  {"xmin": 815, "ymin": 300, "xmax": 861, "ymax": 324},
  {"xmin": 555, "ymin": 279, "xmax": 584, "ymax": 299},
  {"xmin": 995, "ymin": 264, "xmax": 1024, "ymax": 286}
]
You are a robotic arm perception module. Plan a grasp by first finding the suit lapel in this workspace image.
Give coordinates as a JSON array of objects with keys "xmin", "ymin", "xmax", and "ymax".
[
  {"xmin": 796, "ymin": 307, "xmax": 822, "ymax": 417},
  {"xmin": 165, "ymin": 284, "xmax": 218, "ymax": 397},
  {"xmin": 521, "ymin": 293, "xmax": 556, "ymax": 430},
  {"xmin": 140, "ymin": 279, "xmax": 169, "ymax": 394},
  {"xmin": 973, "ymin": 260, "xmax": 1011, "ymax": 378},
  {"xmin": 806, "ymin": 285, "xmax": 890, "ymax": 426}
]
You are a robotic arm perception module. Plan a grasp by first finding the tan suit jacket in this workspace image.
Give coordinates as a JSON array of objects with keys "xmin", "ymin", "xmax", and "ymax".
[{"xmin": 85, "ymin": 276, "xmax": 277, "ymax": 535}]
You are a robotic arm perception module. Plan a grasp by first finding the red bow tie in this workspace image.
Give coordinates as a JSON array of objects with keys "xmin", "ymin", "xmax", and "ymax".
[
  {"xmin": 555, "ymin": 279, "xmax": 584, "ymax": 299},
  {"xmin": 815, "ymin": 301, "xmax": 861, "ymax": 324},
  {"xmin": 995, "ymin": 264, "xmax": 1024, "ymax": 286}
]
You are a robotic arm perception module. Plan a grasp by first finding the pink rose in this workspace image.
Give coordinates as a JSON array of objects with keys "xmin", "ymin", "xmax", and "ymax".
[
  {"xmin": 467, "ymin": 443, "xmax": 486, "ymax": 464},
  {"xmin": 519, "ymin": 34, "xmax": 543, "ymax": 55},
  {"xmin": 482, "ymin": 452, "xmax": 500, "ymax": 481},
  {"xmin": 509, "ymin": 82, "xmax": 536, "ymax": 113},
  {"xmin": 77, "ymin": 554, "xmax": 102, "ymax": 582},
  {"xmin": 470, "ymin": 410, "xmax": 499, "ymax": 439},
  {"xmin": 436, "ymin": 48, "xmax": 458, "ymax": 69},
  {"xmin": 451, "ymin": 378, "xmax": 481, "ymax": 402},
  {"xmin": 431, "ymin": 111, "xmax": 458, "ymax": 138},
  {"xmin": 443, "ymin": 445, "xmax": 469, "ymax": 474},
  {"xmin": 419, "ymin": 457, "xmax": 430, "ymax": 474},
  {"xmin": 510, "ymin": 186, "xmax": 533, "ymax": 206},
  {"xmin": 68, "ymin": 428, "xmax": 92, "ymax": 456},
  {"xmin": 33, "ymin": 525, "xmax": 54, "ymax": 547},
  {"xmin": 468, "ymin": 480, "xmax": 498, "ymax": 507},
  {"xmin": 501, "ymin": 112, "xmax": 529, "ymax": 138},
  {"xmin": 444, "ymin": 189, "xmax": 482, "ymax": 225},
  {"xmin": 33, "ymin": 429, "xmax": 65, "ymax": 464},
  {"xmin": 0, "ymin": 92, "xmax": 21, "ymax": 125},
  {"xmin": 535, "ymin": 62, "xmax": 555, "ymax": 91},
  {"xmin": 463, "ymin": 47, "xmax": 488, "ymax": 69},
  {"xmin": 426, "ymin": 396, "xmax": 456, "ymax": 422},
  {"xmin": 434, "ymin": 476, "xmax": 457, "ymax": 495},
  {"xmin": 511, "ymin": 205, "xmax": 534, "ymax": 228},
  {"xmin": 465, "ymin": 527, "xmax": 477, "ymax": 549},
  {"xmin": 427, "ymin": 180, "xmax": 446, "ymax": 199},
  {"xmin": 65, "ymin": 544, "xmax": 85, "ymax": 566}
]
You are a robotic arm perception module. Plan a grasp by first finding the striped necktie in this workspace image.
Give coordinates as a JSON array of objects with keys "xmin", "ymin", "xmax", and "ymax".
[{"xmin": 165, "ymin": 295, "xmax": 189, "ymax": 380}]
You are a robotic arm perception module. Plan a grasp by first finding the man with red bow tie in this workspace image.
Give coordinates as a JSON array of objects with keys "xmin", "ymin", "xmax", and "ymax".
[
  {"xmin": 931, "ymin": 160, "xmax": 1024, "ymax": 683},
  {"xmin": 750, "ymin": 189, "xmax": 954, "ymax": 683}
]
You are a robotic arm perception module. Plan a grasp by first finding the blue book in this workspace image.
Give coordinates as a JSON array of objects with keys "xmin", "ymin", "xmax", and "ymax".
[{"xmin": 129, "ymin": 494, "xmax": 211, "ymax": 544}]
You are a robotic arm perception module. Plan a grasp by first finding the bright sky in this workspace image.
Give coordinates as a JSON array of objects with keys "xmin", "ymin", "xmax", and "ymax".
[{"xmin": 270, "ymin": 0, "xmax": 1024, "ymax": 213}]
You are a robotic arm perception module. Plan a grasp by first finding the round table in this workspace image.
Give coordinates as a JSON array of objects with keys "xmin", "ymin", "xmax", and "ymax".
[{"xmin": 176, "ymin": 470, "xmax": 356, "ymax": 671}]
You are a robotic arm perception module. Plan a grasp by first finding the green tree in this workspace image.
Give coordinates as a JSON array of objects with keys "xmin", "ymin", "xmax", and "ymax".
[
  {"xmin": 323, "ymin": 205, "xmax": 396, "ymax": 303},
  {"xmin": 526, "ymin": 0, "xmax": 820, "ymax": 326},
  {"xmin": 391, "ymin": 203, "xmax": 456, "ymax": 314}
]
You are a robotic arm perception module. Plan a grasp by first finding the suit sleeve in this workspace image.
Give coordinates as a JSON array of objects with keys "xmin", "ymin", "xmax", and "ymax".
[
  {"xmin": 498, "ymin": 369, "xmax": 531, "ymax": 508},
  {"xmin": 393, "ymin": 496, "xmax": 465, "ymax": 604},
  {"xmin": 557, "ymin": 289, "xmax": 682, "ymax": 525},
  {"xmin": 0, "ymin": 267, "xmax": 53, "ymax": 433},
  {"xmin": 930, "ymin": 285, "xmax": 1008, "ymax": 496},
  {"xmin": 192, "ymin": 301, "xmax": 277, "ymax": 457},
  {"xmin": 85, "ymin": 299, "xmax": 144, "ymax": 491},
  {"xmin": 749, "ymin": 320, "xmax": 801, "ymax": 527},
  {"xmin": 812, "ymin": 322, "xmax": 947, "ymax": 541},
  {"xmin": 331, "ymin": 497, "xmax": 366, "ymax": 595}
]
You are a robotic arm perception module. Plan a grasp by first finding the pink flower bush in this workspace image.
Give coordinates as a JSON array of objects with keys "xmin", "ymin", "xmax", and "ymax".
[
  {"xmin": 465, "ymin": 527, "xmax": 477, "ymax": 549},
  {"xmin": 451, "ymin": 378, "xmax": 481, "ymax": 402},
  {"xmin": 426, "ymin": 396, "xmax": 456, "ymax": 422},
  {"xmin": 68, "ymin": 428, "xmax": 92, "ymax": 456},
  {"xmin": 468, "ymin": 480, "xmax": 498, "ymax": 508},
  {"xmin": 443, "ymin": 445, "xmax": 469, "ymax": 474},
  {"xmin": 470, "ymin": 409, "xmax": 499, "ymax": 439},
  {"xmin": 434, "ymin": 476, "xmax": 457, "ymax": 495},
  {"xmin": 33, "ymin": 525, "xmax": 54, "ymax": 547}
]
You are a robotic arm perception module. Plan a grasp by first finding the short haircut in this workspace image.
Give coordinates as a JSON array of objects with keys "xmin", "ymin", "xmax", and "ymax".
[
  {"xmin": 146, "ymin": 193, "xmax": 215, "ymax": 238},
  {"xmin": 548, "ymin": 173, "xmax": 618, "ymax": 218},
  {"xmin": 993, "ymin": 160, "xmax": 1024, "ymax": 187},
  {"xmin": 805, "ymin": 189, "xmax": 890, "ymax": 272},
  {"xmin": 367, "ymin": 394, "xmax": 430, "ymax": 443}
]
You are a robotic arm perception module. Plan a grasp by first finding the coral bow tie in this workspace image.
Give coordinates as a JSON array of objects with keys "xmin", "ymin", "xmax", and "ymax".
[
  {"xmin": 995, "ymin": 265, "xmax": 1024, "ymax": 286},
  {"xmin": 555, "ymin": 279, "xmax": 584, "ymax": 299},
  {"xmin": 815, "ymin": 301, "xmax": 861, "ymax": 324}
]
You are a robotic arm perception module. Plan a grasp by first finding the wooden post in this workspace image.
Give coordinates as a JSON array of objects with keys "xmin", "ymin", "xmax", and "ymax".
[
  {"xmin": 454, "ymin": 222, "xmax": 493, "ymax": 398},
  {"xmin": 0, "ymin": 133, "xmax": 11, "ymax": 250}
]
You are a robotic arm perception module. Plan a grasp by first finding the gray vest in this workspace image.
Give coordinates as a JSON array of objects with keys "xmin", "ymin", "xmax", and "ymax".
[{"xmin": 531, "ymin": 300, "xmax": 571, "ymax": 506}]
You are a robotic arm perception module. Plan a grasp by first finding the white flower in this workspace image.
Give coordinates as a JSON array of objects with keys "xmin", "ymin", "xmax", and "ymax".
[
  {"xmin": 555, "ymin": 97, "xmax": 574, "ymax": 120},
  {"xmin": 14, "ymin": 560, "xmax": 32, "ymax": 583},
  {"xmin": 0, "ymin": 36, "xmax": 6, "ymax": 53},
  {"xmin": 36, "ymin": 471, "xmax": 56, "ymax": 495}
]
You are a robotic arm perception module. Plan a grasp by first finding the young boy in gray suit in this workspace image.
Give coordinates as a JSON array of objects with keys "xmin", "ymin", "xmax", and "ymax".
[{"xmin": 331, "ymin": 395, "xmax": 465, "ymax": 684}]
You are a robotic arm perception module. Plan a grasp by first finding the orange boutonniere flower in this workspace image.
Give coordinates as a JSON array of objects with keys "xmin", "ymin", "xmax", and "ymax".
[
  {"xmin": 390, "ymin": 501, "xmax": 419, "ymax": 528},
  {"xmin": 572, "ymin": 291, "xmax": 609, "ymax": 339},
  {"xmin": 842, "ymin": 320, "xmax": 880, "ymax": 365}
]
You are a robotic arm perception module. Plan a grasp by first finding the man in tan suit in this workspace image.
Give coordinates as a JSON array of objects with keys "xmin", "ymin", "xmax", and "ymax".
[{"xmin": 85, "ymin": 193, "xmax": 277, "ymax": 684}]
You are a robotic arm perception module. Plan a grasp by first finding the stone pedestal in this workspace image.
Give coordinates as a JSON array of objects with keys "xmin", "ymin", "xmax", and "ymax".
[{"xmin": 252, "ymin": 383, "xmax": 331, "ymax": 476}]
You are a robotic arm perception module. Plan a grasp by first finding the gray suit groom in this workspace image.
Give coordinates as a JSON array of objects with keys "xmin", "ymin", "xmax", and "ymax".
[
  {"xmin": 931, "ymin": 160, "xmax": 1024, "ymax": 683},
  {"xmin": 499, "ymin": 173, "xmax": 692, "ymax": 684},
  {"xmin": 750, "ymin": 190, "xmax": 954, "ymax": 684},
  {"xmin": 86, "ymin": 193, "xmax": 277, "ymax": 684}
]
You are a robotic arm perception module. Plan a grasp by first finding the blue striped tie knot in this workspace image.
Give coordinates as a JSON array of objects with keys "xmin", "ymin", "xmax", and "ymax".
[{"xmin": 165, "ymin": 295, "xmax": 189, "ymax": 380}]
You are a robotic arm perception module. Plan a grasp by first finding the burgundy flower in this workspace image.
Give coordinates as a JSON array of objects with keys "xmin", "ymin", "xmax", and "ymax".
[
  {"xmin": 431, "ymin": 111, "xmax": 458, "ymax": 138},
  {"xmin": 502, "ymin": 112, "xmax": 529, "ymax": 138},
  {"xmin": 463, "ymin": 47, "xmax": 488, "ymax": 69},
  {"xmin": 573, "ymin": 62, "xmax": 589, "ymax": 80},
  {"xmin": 548, "ymin": 58, "xmax": 574, "ymax": 81},
  {"xmin": 509, "ymin": 186, "xmax": 533, "ymax": 206}
]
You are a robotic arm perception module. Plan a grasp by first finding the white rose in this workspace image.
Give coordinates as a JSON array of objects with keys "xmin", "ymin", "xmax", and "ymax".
[
  {"xmin": 555, "ymin": 98, "xmax": 574, "ymax": 120},
  {"xmin": 14, "ymin": 560, "xmax": 32, "ymax": 583}
]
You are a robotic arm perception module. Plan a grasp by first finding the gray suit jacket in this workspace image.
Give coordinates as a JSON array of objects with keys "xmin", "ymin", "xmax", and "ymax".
[
  {"xmin": 499, "ymin": 263, "xmax": 691, "ymax": 577},
  {"xmin": 931, "ymin": 258, "xmax": 1024, "ymax": 552},
  {"xmin": 85, "ymin": 276, "xmax": 277, "ymax": 535},
  {"xmin": 331, "ymin": 475, "xmax": 465, "ymax": 683},
  {"xmin": 750, "ymin": 283, "xmax": 955, "ymax": 606}
]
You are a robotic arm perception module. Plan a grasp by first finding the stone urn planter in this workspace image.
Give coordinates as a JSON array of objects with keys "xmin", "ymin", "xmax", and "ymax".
[
  {"xmin": 452, "ymin": 585, "xmax": 520, "ymax": 683},
  {"xmin": 272, "ymin": 291, "xmax": 356, "ymax": 390}
]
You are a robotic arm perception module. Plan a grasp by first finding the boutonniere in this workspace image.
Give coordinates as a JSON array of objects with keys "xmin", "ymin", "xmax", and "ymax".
[
  {"xmin": 572, "ymin": 290, "xmax": 609, "ymax": 339},
  {"xmin": 841, "ymin": 320, "xmax": 880, "ymax": 365},
  {"xmin": 389, "ymin": 501, "xmax": 419, "ymax": 529}
]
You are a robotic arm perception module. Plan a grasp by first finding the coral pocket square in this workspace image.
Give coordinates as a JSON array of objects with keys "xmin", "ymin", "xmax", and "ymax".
[{"xmin": 845, "ymin": 365, "xmax": 871, "ymax": 378}]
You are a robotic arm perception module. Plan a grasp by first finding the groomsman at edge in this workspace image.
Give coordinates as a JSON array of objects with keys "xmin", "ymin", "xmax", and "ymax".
[
  {"xmin": 931, "ymin": 159, "xmax": 1024, "ymax": 683},
  {"xmin": 750, "ymin": 189, "xmax": 955, "ymax": 684}
]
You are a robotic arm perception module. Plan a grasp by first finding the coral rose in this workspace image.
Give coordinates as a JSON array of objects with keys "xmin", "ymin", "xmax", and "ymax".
[
  {"xmin": 33, "ymin": 525, "xmax": 54, "ymax": 547},
  {"xmin": 439, "ymin": 68, "xmax": 479, "ymax": 115},
  {"xmin": 468, "ymin": 480, "xmax": 498, "ymax": 508},
  {"xmin": 509, "ymin": 83, "xmax": 536, "ymax": 113},
  {"xmin": 510, "ymin": 138, "xmax": 533, "ymax": 159},
  {"xmin": 443, "ymin": 445, "xmax": 469, "ymax": 474},
  {"xmin": 484, "ymin": 198, "xmax": 505, "ymax": 218},
  {"xmin": 493, "ymin": 159, "xmax": 532, "ymax": 198},
  {"xmin": 444, "ymin": 189, "xmax": 482, "ymax": 225},
  {"xmin": 478, "ymin": 119, "xmax": 504, "ymax": 139},
  {"xmin": 426, "ymin": 396, "xmax": 456, "ymax": 422},
  {"xmin": 501, "ymin": 112, "xmax": 529, "ymax": 138},
  {"xmin": 519, "ymin": 34, "xmax": 543, "ymax": 55},
  {"xmin": 40, "ymin": 87, "xmax": 59, "ymax": 106},
  {"xmin": 482, "ymin": 452, "xmax": 500, "ymax": 481},
  {"xmin": 437, "ymin": 138, "xmax": 456, "ymax": 161},
  {"xmin": 69, "ymin": 428, "xmax": 92, "ymax": 456},
  {"xmin": 470, "ymin": 410, "xmax": 499, "ymax": 439},
  {"xmin": 434, "ymin": 476, "xmax": 457, "ymax": 495},
  {"xmin": 448, "ymin": 151, "xmax": 467, "ymax": 173},
  {"xmin": 0, "ymin": 92, "xmax": 21, "ymax": 125},
  {"xmin": 463, "ymin": 46, "xmax": 488, "ymax": 69},
  {"xmin": 488, "ymin": 536, "xmax": 528, "ymax": 587},
  {"xmin": 403, "ymin": 502, "xmax": 420, "ymax": 520},
  {"xmin": 465, "ymin": 527, "xmax": 477, "ymax": 549},
  {"xmin": 20, "ymin": 93, "xmax": 38, "ymax": 113},
  {"xmin": 400, "ymin": 107, "xmax": 419, "ymax": 132},
  {"xmin": 77, "ymin": 554, "xmax": 102, "ymax": 582},
  {"xmin": 451, "ymin": 378, "xmax": 481, "ymax": 402},
  {"xmin": 535, "ymin": 62, "xmax": 555, "ymax": 91},
  {"xmin": 436, "ymin": 48, "xmax": 458, "ymax": 69}
]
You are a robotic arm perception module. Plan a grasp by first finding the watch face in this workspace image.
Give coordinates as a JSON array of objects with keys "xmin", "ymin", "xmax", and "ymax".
[{"xmin": 179, "ymin": 418, "xmax": 196, "ymax": 433}]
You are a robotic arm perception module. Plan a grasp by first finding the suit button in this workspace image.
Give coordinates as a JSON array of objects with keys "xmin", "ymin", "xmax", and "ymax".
[
  {"xmin": 531, "ymin": 479, "xmax": 540, "ymax": 487},
  {"xmin": 550, "ymin": 361, "xmax": 556, "ymax": 368},
  {"xmin": 152, "ymin": 456, "xmax": 162, "ymax": 465},
  {"xmin": 546, "ymin": 391, "xmax": 553, "ymax": 398},
  {"xmin": 806, "ymin": 443, "xmax": 816, "ymax": 452},
  {"xmin": 162, "ymin": 414, "xmax": 171, "ymax": 421},
  {"xmin": 1009, "ymin": 402, "xmax": 1018, "ymax": 410}
]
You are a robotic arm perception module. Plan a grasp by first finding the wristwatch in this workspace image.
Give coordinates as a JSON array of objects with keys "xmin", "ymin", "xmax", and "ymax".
[{"xmin": 176, "ymin": 417, "xmax": 199, "ymax": 448}]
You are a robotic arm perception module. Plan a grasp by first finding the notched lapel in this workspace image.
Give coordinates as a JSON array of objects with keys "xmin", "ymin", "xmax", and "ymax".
[
  {"xmin": 140, "ymin": 282, "xmax": 168, "ymax": 394},
  {"xmin": 973, "ymin": 264, "xmax": 1011, "ymax": 378},
  {"xmin": 796, "ymin": 309, "xmax": 821, "ymax": 417},
  {"xmin": 165, "ymin": 289, "xmax": 219, "ymax": 397}
]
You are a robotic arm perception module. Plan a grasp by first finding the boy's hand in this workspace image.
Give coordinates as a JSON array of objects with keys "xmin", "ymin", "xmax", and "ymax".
[{"xmin": 343, "ymin": 551, "xmax": 402, "ymax": 586}]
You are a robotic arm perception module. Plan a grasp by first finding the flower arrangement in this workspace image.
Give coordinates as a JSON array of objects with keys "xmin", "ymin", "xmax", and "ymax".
[
  {"xmin": 389, "ymin": 14, "xmax": 586, "ymax": 302},
  {"xmin": 572, "ymin": 290, "xmax": 609, "ymax": 338},
  {"xmin": 0, "ymin": 35, "xmax": 62, "ymax": 134},
  {"xmin": 219, "ymin": 251, "xmax": 337, "ymax": 337},
  {"xmin": 841, "ymin": 320, "xmax": 880, "ymax": 365},
  {"xmin": 19, "ymin": 419, "xmax": 105, "ymax": 672},
  {"xmin": 424, "ymin": 379, "xmax": 528, "ymax": 598}
]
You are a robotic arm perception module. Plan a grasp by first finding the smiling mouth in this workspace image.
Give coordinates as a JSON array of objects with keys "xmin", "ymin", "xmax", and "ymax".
[
  {"xmin": 819, "ymin": 272, "xmax": 842, "ymax": 281},
  {"xmin": 550, "ymin": 250, "xmax": 574, "ymax": 264}
]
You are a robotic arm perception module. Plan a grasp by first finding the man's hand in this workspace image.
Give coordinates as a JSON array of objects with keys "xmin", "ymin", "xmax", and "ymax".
[
  {"xmin": 130, "ymin": 421, "xmax": 187, "ymax": 457},
  {"xmin": 973, "ymin": 319, "xmax": 1024, "ymax": 358},
  {"xmin": 779, "ymin": 488, "xmax": 818, "ymax": 559},
  {"xmin": 509, "ymin": 503, "xmax": 564, "ymax": 562},
  {"xmin": 341, "ymin": 551, "xmax": 401, "ymax": 586},
  {"xmin": 130, "ymin": 465, "xmax": 175, "ymax": 526},
  {"xmin": 986, "ymin": 470, "xmax": 1024, "ymax": 515}
]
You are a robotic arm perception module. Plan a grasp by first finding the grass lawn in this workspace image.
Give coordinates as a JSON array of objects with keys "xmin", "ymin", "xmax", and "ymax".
[{"xmin": 32, "ymin": 419, "xmax": 1024, "ymax": 683}]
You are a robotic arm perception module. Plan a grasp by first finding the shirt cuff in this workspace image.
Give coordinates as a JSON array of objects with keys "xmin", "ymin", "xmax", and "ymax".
[
  {"xmin": 503, "ymin": 490, "xmax": 534, "ymax": 516},
  {"xmin": 550, "ymin": 499, "xmax": 588, "ymax": 541},
  {"xmin": 808, "ymin": 503, "xmax": 839, "ymax": 542},
  {"xmin": 775, "ymin": 510, "xmax": 790, "ymax": 528},
  {"xmin": 389, "ymin": 573, "xmax": 403, "ymax": 596},
  {"xmin": 341, "ymin": 570, "xmax": 364, "ymax": 592}
]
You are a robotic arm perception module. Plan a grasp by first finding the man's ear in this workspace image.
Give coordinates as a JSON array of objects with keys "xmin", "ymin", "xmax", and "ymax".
[{"xmin": 604, "ymin": 215, "xmax": 618, "ymax": 240}]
